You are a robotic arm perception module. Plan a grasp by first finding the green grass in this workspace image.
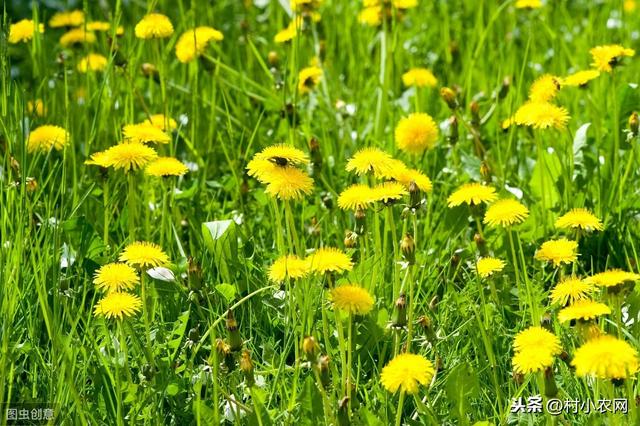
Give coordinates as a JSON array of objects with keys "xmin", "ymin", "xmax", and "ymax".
[{"xmin": 2, "ymin": 0, "xmax": 640, "ymax": 425}]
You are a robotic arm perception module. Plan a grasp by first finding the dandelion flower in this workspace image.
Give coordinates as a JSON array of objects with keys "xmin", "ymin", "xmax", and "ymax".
[
  {"xmin": 586, "ymin": 269, "xmax": 640, "ymax": 288},
  {"xmin": 307, "ymin": 247, "xmax": 353, "ymax": 274},
  {"xmin": 264, "ymin": 167, "xmax": 314, "ymax": 200},
  {"xmin": 512, "ymin": 349, "xmax": 555, "ymax": 374},
  {"xmin": 145, "ymin": 157, "xmax": 189, "ymax": 177},
  {"xmin": 123, "ymin": 123, "xmax": 171, "ymax": 144},
  {"xmin": 402, "ymin": 68, "xmax": 437, "ymax": 88},
  {"xmin": 102, "ymin": 143, "xmax": 157, "ymax": 172},
  {"xmin": 513, "ymin": 326, "xmax": 562, "ymax": 355},
  {"xmin": 557, "ymin": 299, "xmax": 611, "ymax": 323},
  {"xmin": 394, "ymin": 0, "xmax": 418, "ymax": 9},
  {"xmin": 337, "ymin": 184, "xmax": 376, "ymax": 211},
  {"xmin": 476, "ymin": 257, "xmax": 505, "ymax": 278},
  {"xmin": 85, "ymin": 150, "xmax": 113, "ymax": 168},
  {"xmin": 27, "ymin": 125, "xmax": 70, "ymax": 153},
  {"xmin": 246, "ymin": 159, "xmax": 278, "ymax": 183},
  {"xmin": 9, "ymin": 19, "xmax": 44, "ymax": 44},
  {"xmin": 274, "ymin": 18, "xmax": 302, "ymax": 43},
  {"xmin": 120, "ymin": 241, "xmax": 169, "ymax": 268},
  {"xmin": 515, "ymin": 0, "xmax": 542, "ymax": 8},
  {"xmin": 590, "ymin": 44, "xmax": 635, "ymax": 72},
  {"xmin": 390, "ymin": 166, "xmax": 433, "ymax": 193},
  {"xmin": 175, "ymin": 26, "xmax": 224, "ymax": 63},
  {"xmin": 254, "ymin": 144, "xmax": 309, "ymax": 166},
  {"xmin": 345, "ymin": 147, "xmax": 395, "ymax": 177},
  {"xmin": 94, "ymin": 292, "xmax": 142, "ymax": 319},
  {"xmin": 572, "ymin": 335, "xmax": 639, "ymax": 379},
  {"xmin": 514, "ymin": 101, "xmax": 570, "ymax": 130},
  {"xmin": 142, "ymin": 114, "xmax": 178, "ymax": 131},
  {"xmin": 381, "ymin": 353, "xmax": 435, "ymax": 394},
  {"xmin": 359, "ymin": 6, "xmax": 382, "ymax": 26},
  {"xmin": 27, "ymin": 99, "xmax": 46, "ymax": 117},
  {"xmin": 329, "ymin": 284, "xmax": 374, "ymax": 315},
  {"xmin": 48, "ymin": 10, "xmax": 84, "ymax": 28},
  {"xmin": 86, "ymin": 21, "xmax": 125, "ymax": 35},
  {"xmin": 93, "ymin": 263, "xmax": 139, "ymax": 293},
  {"xmin": 534, "ymin": 238, "xmax": 578, "ymax": 266},
  {"xmin": 135, "ymin": 13, "xmax": 174, "ymax": 39},
  {"xmin": 268, "ymin": 255, "xmax": 310, "ymax": 282},
  {"xmin": 371, "ymin": 182, "xmax": 407, "ymax": 203},
  {"xmin": 529, "ymin": 74, "xmax": 561, "ymax": 103},
  {"xmin": 555, "ymin": 208, "xmax": 603, "ymax": 232},
  {"xmin": 395, "ymin": 113, "xmax": 439, "ymax": 155},
  {"xmin": 77, "ymin": 53, "xmax": 108, "ymax": 73},
  {"xmin": 483, "ymin": 199, "xmax": 529, "ymax": 227},
  {"xmin": 561, "ymin": 70, "xmax": 600, "ymax": 87},
  {"xmin": 298, "ymin": 66, "xmax": 323, "ymax": 94},
  {"xmin": 549, "ymin": 277, "xmax": 593, "ymax": 306},
  {"xmin": 59, "ymin": 28, "xmax": 96, "ymax": 47},
  {"xmin": 447, "ymin": 183, "xmax": 497, "ymax": 207}
]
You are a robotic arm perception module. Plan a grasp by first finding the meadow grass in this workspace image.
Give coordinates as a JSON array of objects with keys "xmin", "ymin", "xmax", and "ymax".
[{"xmin": 2, "ymin": 0, "xmax": 640, "ymax": 425}]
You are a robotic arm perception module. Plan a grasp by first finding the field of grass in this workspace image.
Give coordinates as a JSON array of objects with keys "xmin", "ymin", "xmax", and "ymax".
[{"xmin": 3, "ymin": 0, "xmax": 640, "ymax": 424}]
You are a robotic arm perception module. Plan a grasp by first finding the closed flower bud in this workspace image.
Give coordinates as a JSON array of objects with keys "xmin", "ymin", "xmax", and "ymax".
[
  {"xmin": 417, "ymin": 314, "xmax": 436, "ymax": 343},
  {"xmin": 216, "ymin": 338, "xmax": 235, "ymax": 372},
  {"xmin": 188, "ymin": 257, "xmax": 203, "ymax": 290},
  {"xmin": 401, "ymin": 233, "xmax": 415, "ymax": 265},
  {"xmin": 474, "ymin": 232, "xmax": 485, "ymax": 249},
  {"xmin": 337, "ymin": 397, "xmax": 350, "ymax": 426},
  {"xmin": 344, "ymin": 231, "xmax": 358, "ymax": 249},
  {"xmin": 226, "ymin": 311, "xmax": 243, "ymax": 352},
  {"xmin": 188, "ymin": 327, "xmax": 200, "ymax": 343},
  {"xmin": 392, "ymin": 293, "xmax": 407, "ymax": 328},
  {"xmin": 440, "ymin": 87, "xmax": 458, "ymax": 110},
  {"xmin": 141, "ymin": 63, "xmax": 159, "ymax": 82},
  {"xmin": 318, "ymin": 355, "xmax": 331, "ymax": 388},
  {"xmin": 355, "ymin": 208, "xmax": 366, "ymax": 234},
  {"xmin": 408, "ymin": 181, "xmax": 421, "ymax": 209},
  {"xmin": 447, "ymin": 116, "xmax": 459, "ymax": 145},
  {"xmin": 540, "ymin": 312, "xmax": 553, "ymax": 331},
  {"xmin": 480, "ymin": 161, "xmax": 491, "ymax": 183},
  {"xmin": 499, "ymin": 76, "xmax": 511, "ymax": 99},
  {"xmin": 268, "ymin": 51, "xmax": 279, "ymax": 66},
  {"xmin": 543, "ymin": 367, "xmax": 558, "ymax": 398},
  {"xmin": 629, "ymin": 112, "xmax": 639, "ymax": 137},
  {"xmin": 302, "ymin": 336, "xmax": 320, "ymax": 362},
  {"xmin": 470, "ymin": 100, "xmax": 481, "ymax": 127},
  {"xmin": 240, "ymin": 350, "xmax": 255, "ymax": 387}
]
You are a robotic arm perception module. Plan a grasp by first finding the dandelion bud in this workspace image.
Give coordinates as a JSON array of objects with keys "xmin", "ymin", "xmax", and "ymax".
[
  {"xmin": 344, "ymin": 231, "xmax": 358, "ymax": 249},
  {"xmin": 240, "ymin": 350, "xmax": 255, "ymax": 387},
  {"xmin": 355, "ymin": 208, "xmax": 366, "ymax": 234},
  {"xmin": 417, "ymin": 315, "xmax": 436, "ymax": 343},
  {"xmin": 309, "ymin": 137, "xmax": 323, "ymax": 174},
  {"xmin": 470, "ymin": 100, "xmax": 481, "ymax": 127},
  {"xmin": 226, "ymin": 310, "xmax": 243, "ymax": 352},
  {"xmin": 337, "ymin": 397, "xmax": 350, "ymax": 426},
  {"xmin": 188, "ymin": 327, "xmax": 200, "ymax": 343},
  {"xmin": 440, "ymin": 87, "xmax": 458, "ymax": 110},
  {"xmin": 188, "ymin": 257, "xmax": 203, "ymax": 290},
  {"xmin": 474, "ymin": 232, "xmax": 485, "ymax": 248},
  {"xmin": 449, "ymin": 40, "xmax": 460, "ymax": 59},
  {"xmin": 216, "ymin": 338, "xmax": 235, "ymax": 372},
  {"xmin": 392, "ymin": 293, "xmax": 407, "ymax": 328},
  {"xmin": 512, "ymin": 370, "xmax": 524, "ymax": 385},
  {"xmin": 308, "ymin": 217, "xmax": 320, "ymax": 237},
  {"xmin": 480, "ymin": 161, "xmax": 491, "ymax": 183},
  {"xmin": 268, "ymin": 51, "xmax": 279, "ymax": 66},
  {"xmin": 141, "ymin": 63, "xmax": 159, "ymax": 82},
  {"xmin": 540, "ymin": 312, "xmax": 553, "ymax": 331},
  {"xmin": 302, "ymin": 336, "xmax": 320, "ymax": 362},
  {"xmin": 629, "ymin": 111, "xmax": 639, "ymax": 137},
  {"xmin": 25, "ymin": 177, "xmax": 38, "ymax": 192},
  {"xmin": 543, "ymin": 367, "xmax": 558, "ymax": 398},
  {"xmin": 408, "ymin": 180, "xmax": 421, "ymax": 209},
  {"xmin": 401, "ymin": 233, "xmax": 415, "ymax": 265},
  {"xmin": 429, "ymin": 295, "xmax": 438, "ymax": 311},
  {"xmin": 499, "ymin": 76, "xmax": 511, "ymax": 99},
  {"xmin": 447, "ymin": 116, "xmax": 459, "ymax": 145},
  {"xmin": 318, "ymin": 355, "xmax": 331, "ymax": 388}
]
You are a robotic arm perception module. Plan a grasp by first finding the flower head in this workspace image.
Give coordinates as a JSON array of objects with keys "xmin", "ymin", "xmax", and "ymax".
[
  {"xmin": 515, "ymin": 0, "xmax": 542, "ymax": 8},
  {"xmin": 395, "ymin": 113, "xmax": 439, "ymax": 155},
  {"xmin": 590, "ymin": 44, "xmax": 635, "ymax": 72},
  {"xmin": 263, "ymin": 167, "xmax": 314, "ymax": 200},
  {"xmin": 49, "ymin": 10, "xmax": 84, "ymax": 28},
  {"xmin": 268, "ymin": 255, "xmax": 310, "ymax": 282},
  {"xmin": 145, "ymin": 157, "xmax": 189, "ymax": 177},
  {"xmin": 27, "ymin": 99, "xmax": 46, "ymax": 117},
  {"xmin": 9, "ymin": 19, "xmax": 44, "ymax": 44},
  {"xmin": 534, "ymin": 238, "xmax": 578, "ymax": 266},
  {"xmin": 555, "ymin": 208, "xmax": 603, "ymax": 232},
  {"xmin": 447, "ymin": 183, "xmax": 497, "ymax": 207},
  {"xmin": 371, "ymin": 182, "xmax": 407, "ymax": 203},
  {"xmin": 572, "ymin": 335, "xmax": 639, "ymax": 379},
  {"xmin": 359, "ymin": 6, "xmax": 382, "ymax": 26},
  {"xmin": 119, "ymin": 241, "xmax": 169, "ymax": 268},
  {"xmin": 389, "ymin": 166, "xmax": 433, "ymax": 193},
  {"xmin": 94, "ymin": 292, "xmax": 142, "ymax": 319},
  {"xmin": 514, "ymin": 101, "xmax": 570, "ymax": 130},
  {"xmin": 557, "ymin": 299, "xmax": 611, "ymax": 323},
  {"xmin": 381, "ymin": 353, "xmax": 435, "ymax": 394},
  {"xmin": 254, "ymin": 144, "xmax": 309, "ymax": 166},
  {"xmin": 27, "ymin": 125, "xmax": 70, "ymax": 153},
  {"xmin": 529, "ymin": 74, "xmax": 561, "ymax": 103},
  {"xmin": 85, "ymin": 150, "xmax": 112, "ymax": 168},
  {"xmin": 402, "ymin": 68, "xmax": 437, "ymax": 88},
  {"xmin": 298, "ymin": 66, "xmax": 323, "ymax": 94},
  {"xmin": 101, "ymin": 143, "xmax": 158, "ymax": 172},
  {"xmin": 175, "ymin": 26, "xmax": 224, "ymax": 63},
  {"xmin": 561, "ymin": 70, "xmax": 600, "ymax": 87},
  {"xmin": 512, "ymin": 326, "xmax": 562, "ymax": 374},
  {"xmin": 142, "ymin": 114, "xmax": 178, "ymax": 131},
  {"xmin": 86, "ymin": 21, "xmax": 125, "ymax": 35},
  {"xmin": 476, "ymin": 257, "xmax": 505, "ymax": 278},
  {"xmin": 549, "ymin": 277, "xmax": 593, "ymax": 306},
  {"xmin": 77, "ymin": 53, "xmax": 108, "ymax": 73},
  {"xmin": 307, "ymin": 247, "xmax": 353, "ymax": 274},
  {"xmin": 345, "ymin": 147, "xmax": 395, "ymax": 177},
  {"xmin": 135, "ymin": 13, "xmax": 174, "ymax": 39},
  {"xmin": 274, "ymin": 18, "xmax": 302, "ymax": 43},
  {"xmin": 329, "ymin": 284, "xmax": 374, "ymax": 315},
  {"xmin": 93, "ymin": 263, "xmax": 139, "ymax": 293},
  {"xmin": 483, "ymin": 199, "xmax": 529, "ymax": 227},
  {"xmin": 60, "ymin": 28, "xmax": 96, "ymax": 47},
  {"xmin": 338, "ymin": 184, "xmax": 376, "ymax": 211},
  {"xmin": 586, "ymin": 269, "xmax": 640, "ymax": 288},
  {"xmin": 123, "ymin": 123, "xmax": 171, "ymax": 144}
]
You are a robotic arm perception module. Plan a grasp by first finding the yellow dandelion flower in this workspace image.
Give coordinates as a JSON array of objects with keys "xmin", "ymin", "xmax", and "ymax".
[
  {"xmin": 476, "ymin": 257, "xmax": 505, "ymax": 278},
  {"xmin": 49, "ymin": 10, "xmax": 84, "ymax": 28},
  {"xmin": 119, "ymin": 241, "xmax": 169, "ymax": 268},
  {"xmin": 395, "ymin": 113, "xmax": 439, "ymax": 155},
  {"xmin": 561, "ymin": 70, "xmax": 600, "ymax": 87},
  {"xmin": 625, "ymin": 0, "xmax": 637, "ymax": 12},
  {"xmin": 307, "ymin": 247, "xmax": 353, "ymax": 274},
  {"xmin": 59, "ymin": 28, "xmax": 96, "ymax": 47},
  {"xmin": 557, "ymin": 299, "xmax": 611, "ymax": 323},
  {"xmin": 447, "ymin": 183, "xmax": 497, "ymax": 207},
  {"xmin": 402, "ymin": 68, "xmax": 437, "ymax": 88},
  {"xmin": 9, "ymin": 19, "xmax": 44, "ymax": 44},
  {"xmin": 534, "ymin": 238, "xmax": 578, "ymax": 266},
  {"xmin": 329, "ymin": 284, "xmax": 374, "ymax": 315},
  {"xmin": 145, "ymin": 157, "xmax": 189, "ymax": 177},
  {"xmin": 268, "ymin": 255, "xmax": 310, "ymax": 282},
  {"xmin": 515, "ymin": 0, "xmax": 542, "ymax": 8},
  {"xmin": 93, "ymin": 263, "xmax": 139, "ymax": 293},
  {"xmin": 483, "ymin": 199, "xmax": 529, "ymax": 227},
  {"xmin": 555, "ymin": 208, "xmax": 603, "ymax": 232},
  {"xmin": 549, "ymin": 277, "xmax": 593, "ymax": 306},
  {"xmin": 528, "ymin": 74, "xmax": 561, "ymax": 103},
  {"xmin": 86, "ymin": 21, "xmax": 125, "ymax": 35},
  {"xmin": 501, "ymin": 116, "xmax": 515, "ymax": 130},
  {"xmin": 77, "ymin": 53, "xmax": 108, "ymax": 73},
  {"xmin": 254, "ymin": 144, "xmax": 309, "ymax": 166},
  {"xmin": 102, "ymin": 143, "xmax": 157, "ymax": 172},
  {"xmin": 345, "ymin": 147, "xmax": 395, "ymax": 177},
  {"xmin": 142, "ymin": 114, "xmax": 178, "ymax": 131},
  {"xmin": 298, "ymin": 66, "xmax": 323, "ymax": 94},
  {"xmin": 246, "ymin": 159, "xmax": 278, "ymax": 183},
  {"xmin": 371, "ymin": 182, "xmax": 408, "ymax": 203},
  {"xmin": 27, "ymin": 99, "xmax": 46, "ymax": 117},
  {"xmin": 359, "ymin": 6, "xmax": 382, "ymax": 26},
  {"xmin": 27, "ymin": 125, "xmax": 70, "ymax": 153},
  {"xmin": 291, "ymin": 0, "xmax": 323, "ymax": 11},
  {"xmin": 572, "ymin": 335, "xmax": 639, "ymax": 379},
  {"xmin": 381, "ymin": 353, "xmax": 435, "ymax": 395},
  {"xmin": 175, "ymin": 26, "xmax": 224, "ymax": 63},
  {"xmin": 94, "ymin": 292, "xmax": 142, "ymax": 319},
  {"xmin": 512, "ymin": 349, "xmax": 555, "ymax": 374},
  {"xmin": 274, "ymin": 18, "xmax": 303, "ymax": 43},
  {"xmin": 590, "ymin": 44, "xmax": 635, "ymax": 72},
  {"xmin": 264, "ymin": 167, "xmax": 314, "ymax": 200},
  {"xmin": 512, "ymin": 326, "xmax": 561, "ymax": 374},
  {"xmin": 134, "ymin": 13, "xmax": 174, "ymax": 39},
  {"xmin": 586, "ymin": 269, "xmax": 640, "ymax": 288},
  {"xmin": 85, "ymin": 150, "xmax": 112, "ymax": 168},
  {"xmin": 390, "ymin": 167, "xmax": 433, "ymax": 193},
  {"xmin": 514, "ymin": 101, "xmax": 570, "ymax": 130},
  {"xmin": 122, "ymin": 123, "xmax": 171, "ymax": 144},
  {"xmin": 337, "ymin": 184, "xmax": 376, "ymax": 211}
]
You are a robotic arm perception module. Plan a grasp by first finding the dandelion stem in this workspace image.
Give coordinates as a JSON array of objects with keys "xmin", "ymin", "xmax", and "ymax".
[{"xmin": 394, "ymin": 391, "xmax": 406, "ymax": 426}]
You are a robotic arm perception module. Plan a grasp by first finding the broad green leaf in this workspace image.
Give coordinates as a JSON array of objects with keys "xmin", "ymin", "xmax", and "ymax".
[{"xmin": 215, "ymin": 283, "xmax": 237, "ymax": 303}]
